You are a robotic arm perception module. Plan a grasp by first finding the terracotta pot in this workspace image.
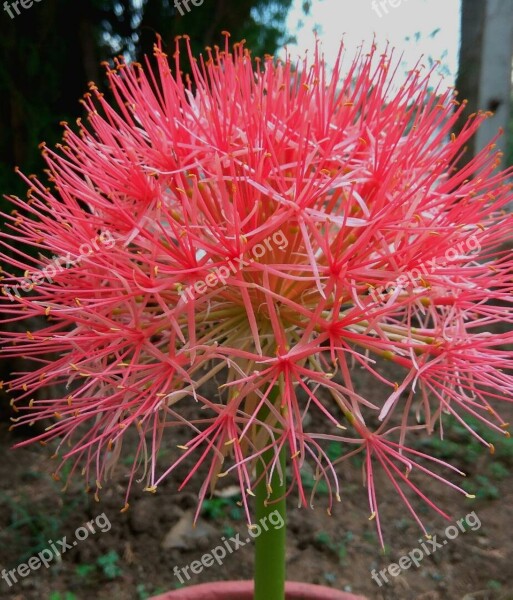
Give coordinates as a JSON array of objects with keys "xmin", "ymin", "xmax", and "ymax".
[{"xmin": 150, "ymin": 580, "xmax": 367, "ymax": 599}]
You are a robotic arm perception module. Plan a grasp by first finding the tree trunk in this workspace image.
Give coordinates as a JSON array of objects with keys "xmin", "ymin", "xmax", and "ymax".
[
  {"xmin": 474, "ymin": 0, "xmax": 513, "ymax": 165},
  {"xmin": 454, "ymin": 0, "xmax": 487, "ymax": 165},
  {"xmin": 455, "ymin": 0, "xmax": 513, "ymax": 168}
]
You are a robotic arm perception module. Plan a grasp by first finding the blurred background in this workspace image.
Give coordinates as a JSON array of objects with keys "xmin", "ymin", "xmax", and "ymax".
[
  {"xmin": 1, "ymin": 2, "xmax": 513, "ymax": 599},
  {"xmin": 0, "ymin": 0, "xmax": 512, "ymax": 200}
]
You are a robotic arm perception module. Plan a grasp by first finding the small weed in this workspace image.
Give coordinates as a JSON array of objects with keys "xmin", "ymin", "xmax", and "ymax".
[
  {"xmin": 72, "ymin": 553, "xmax": 122, "ymax": 584},
  {"xmin": 96, "ymin": 550, "xmax": 122, "ymax": 579},
  {"xmin": 0, "ymin": 477, "xmax": 87, "ymax": 565},
  {"xmin": 75, "ymin": 563, "xmax": 96, "ymax": 580},
  {"xmin": 299, "ymin": 471, "xmax": 329, "ymax": 495},
  {"xmin": 413, "ymin": 415, "xmax": 513, "ymax": 470},
  {"xmin": 315, "ymin": 531, "xmax": 352, "ymax": 564},
  {"xmin": 201, "ymin": 497, "xmax": 242, "ymax": 520},
  {"xmin": 466, "ymin": 475, "xmax": 500, "ymax": 500},
  {"xmin": 223, "ymin": 525, "xmax": 236, "ymax": 537},
  {"xmin": 363, "ymin": 530, "xmax": 378, "ymax": 544},
  {"xmin": 487, "ymin": 579, "xmax": 502, "ymax": 591},
  {"xmin": 413, "ymin": 414, "xmax": 513, "ymax": 501},
  {"xmin": 326, "ymin": 442, "xmax": 343, "ymax": 462},
  {"xmin": 136, "ymin": 583, "xmax": 166, "ymax": 599}
]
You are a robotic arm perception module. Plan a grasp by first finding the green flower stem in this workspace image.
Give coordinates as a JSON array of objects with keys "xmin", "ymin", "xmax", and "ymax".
[{"xmin": 254, "ymin": 438, "xmax": 287, "ymax": 600}]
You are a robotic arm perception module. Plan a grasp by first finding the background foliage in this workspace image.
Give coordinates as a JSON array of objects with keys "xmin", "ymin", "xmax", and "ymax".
[{"xmin": 0, "ymin": 0, "xmax": 299, "ymax": 198}]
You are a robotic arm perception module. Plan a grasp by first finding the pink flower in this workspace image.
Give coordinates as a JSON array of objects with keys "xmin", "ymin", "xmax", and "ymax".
[{"xmin": 2, "ymin": 34, "xmax": 513, "ymax": 542}]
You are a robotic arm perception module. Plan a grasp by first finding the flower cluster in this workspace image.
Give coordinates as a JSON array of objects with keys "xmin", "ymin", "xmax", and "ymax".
[{"xmin": 2, "ymin": 34, "xmax": 513, "ymax": 544}]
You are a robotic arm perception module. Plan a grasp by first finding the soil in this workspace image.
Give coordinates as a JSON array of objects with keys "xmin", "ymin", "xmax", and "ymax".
[{"xmin": 1, "ymin": 361, "xmax": 513, "ymax": 600}]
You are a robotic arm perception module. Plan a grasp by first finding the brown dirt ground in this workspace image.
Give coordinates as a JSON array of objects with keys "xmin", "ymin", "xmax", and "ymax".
[{"xmin": 1, "ymin": 361, "xmax": 513, "ymax": 600}]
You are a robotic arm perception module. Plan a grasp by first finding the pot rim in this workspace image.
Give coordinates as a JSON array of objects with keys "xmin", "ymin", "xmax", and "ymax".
[{"xmin": 150, "ymin": 580, "xmax": 367, "ymax": 600}]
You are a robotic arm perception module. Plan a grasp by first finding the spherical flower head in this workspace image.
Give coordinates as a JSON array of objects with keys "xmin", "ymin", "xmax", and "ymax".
[{"xmin": 2, "ymin": 34, "xmax": 513, "ymax": 544}]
